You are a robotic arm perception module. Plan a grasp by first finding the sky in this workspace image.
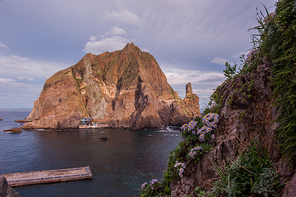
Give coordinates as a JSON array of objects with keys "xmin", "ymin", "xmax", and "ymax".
[{"xmin": 0, "ymin": 0, "xmax": 277, "ymax": 111}]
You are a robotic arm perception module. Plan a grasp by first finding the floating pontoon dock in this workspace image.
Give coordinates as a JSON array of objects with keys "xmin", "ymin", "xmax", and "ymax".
[{"xmin": 2, "ymin": 166, "xmax": 92, "ymax": 187}]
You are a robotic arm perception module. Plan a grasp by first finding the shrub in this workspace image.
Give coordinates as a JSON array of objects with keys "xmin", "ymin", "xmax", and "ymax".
[
  {"xmin": 250, "ymin": 0, "xmax": 296, "ymax": 160},
  {"xmin": 213, "ymin": 141, "xmax": 280, "ymax": 197}
]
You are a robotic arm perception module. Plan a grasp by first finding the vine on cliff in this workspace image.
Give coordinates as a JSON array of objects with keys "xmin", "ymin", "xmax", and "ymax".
[
  {"xmin": 207, "ymin": 0, "xmax": 296, "ymax": 161},
  {"xmin": 250, "ymin": 0, "xmax": 296, "ymax": 160}
]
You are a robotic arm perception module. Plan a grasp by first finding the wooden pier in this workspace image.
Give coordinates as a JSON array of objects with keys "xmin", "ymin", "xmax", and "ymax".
[{"xmin": 2, "ymin": 166, "xmax": 92, "ymax": 187}]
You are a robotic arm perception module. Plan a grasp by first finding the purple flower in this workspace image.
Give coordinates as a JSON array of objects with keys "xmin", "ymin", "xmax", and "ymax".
[{"xmin": 141, "ymin": 182, "xmax": 148, "ymax": 189}]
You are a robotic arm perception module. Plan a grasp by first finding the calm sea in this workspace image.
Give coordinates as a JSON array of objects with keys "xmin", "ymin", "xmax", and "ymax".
[{"xmin": 0, "ymin": 109, "xmax": 181, "ymax": 197}]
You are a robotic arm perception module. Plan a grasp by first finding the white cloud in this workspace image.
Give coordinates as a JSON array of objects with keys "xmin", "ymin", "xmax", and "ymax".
[
  {"xmin": 0, "ymin": 42, "xmax": 9, "ymax": 50},
  {"xmin": 0, "ymin": 54, "xmax": 67, "ymax": 80},
  {"xmin": 106, "ymin": 26, "xmax": 127, "ymax": 36},
  {"xmin": 0, "ymin": 77, "xmax": 36, "ymax": 89},
  {"xmin": 83, "ymin": 36, "xmax": 129, "ymax": 54},
  {"xmin": 232, "ymin": 52, "xmax": 247, "ymax": 59},
  {"xmin": 11, "ymin": 55, "xmax": 30, "ymax": 61},
  {"xmin": 141, "ymin": 48, "xmax": 149, "ymax": 52},
  {"xmin": 210, "ymin": 57, "xmax": 229, "ymax": 65},
  {"xmin": 18, "ymin": 76, "xmax": 35, "ymax": 81},
  {"xmin": 0, "ymin": 78, "xmax": 15, "ymax": 83},
  {"xmin": 104, "ymin": 10, "xmax": 140, "ymax": 25},
  {"xmin": 89, "ymin": 35, "xmax": 97, "ymax": 42},
  {"xmin": 163, "ymin": 67, "xmax": 225, "ymax": 86},
  {"xmin": 0, "ymin": 55, "xmax": 30, "ymax": 71}
]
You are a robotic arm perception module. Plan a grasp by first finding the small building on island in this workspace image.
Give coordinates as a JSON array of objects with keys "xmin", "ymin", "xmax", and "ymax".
[
  {"xmin": 79, "ymin": 118, "xmax": 92, "ymax": 129},
  {"xmin": 79, "ymin": 118, "xmax": 108, "ymax": 129}
]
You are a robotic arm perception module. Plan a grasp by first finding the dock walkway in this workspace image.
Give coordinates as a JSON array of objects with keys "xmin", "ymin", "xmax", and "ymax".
[{"xmin": 2, "ymin": 166, "xmax": 92, "ymax": 187}]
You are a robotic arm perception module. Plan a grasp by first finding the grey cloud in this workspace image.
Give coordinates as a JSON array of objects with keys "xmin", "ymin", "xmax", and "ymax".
[
  {"xmin": 210, "ymin": 58, "xmax": 229, "ymax": 65},
  {"xmin": 189, "ymin": 75, "xmax": 199, "ymax": 78},
  {"xmin": 198, "ymin": 76, "xmax": 226, "ymax": 83}
]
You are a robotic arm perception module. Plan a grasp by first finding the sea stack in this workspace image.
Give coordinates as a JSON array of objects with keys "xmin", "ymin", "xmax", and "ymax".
[
  {"xmin": 182, "ymin": 82, "xmax": 200, "ymax": 118},
  {"xmin": 186, "ymin": 82, "xmax": 193, "ymax": 94},
  {"xmin": 22, "ymin": 43, "xmax": 200, "ymax": 130}
]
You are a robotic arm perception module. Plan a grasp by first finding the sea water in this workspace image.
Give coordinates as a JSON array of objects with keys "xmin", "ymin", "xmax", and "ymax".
[{"xmin": 0, "ymin": 109, "xmax": 181, "ymax": 197}]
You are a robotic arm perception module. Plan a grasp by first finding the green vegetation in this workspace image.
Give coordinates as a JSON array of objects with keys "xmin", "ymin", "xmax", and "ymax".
[
  {"xmin": 203, "ymin": 85, "xmax": 223, "ymax": 114},
  {"xmin": 46, "ymin": 69, "xmax": 70, "ymax": 84},
  {"xmin": 79, "ymin": 86, "xmax": 86, "ymax": 91},
  {"xmin": 227, "ymin": 93, "xmax": 234, "ymax": 107},
  {"xmin": 194, "ymin": 186, "xmax": 213, "ymax": 197},
  {"xmin": 258, "ymin": 0, "xmax": 296, "ymax": 160},
  {"xmin": 239, "ymin": 110, "xmax": 247, "ymax": 121},
  {"xmin": 223, "ymin": 62, "xmax": 238, "ymax": 81},
  {"xmin": 118, "ymin": 59, "xmax": 139, "ymax": 88},
  {"xmin": 244, "ymin": 0, "xmax": 296, "ymax": 160},
  {"xmin": 213, "ymin": 141, "xmax": 280, "ymax": 197},
  {"xmin": 70, "ymin": 67, "xmax": 90, "ymax": 117},
  {"xmin": 207, "ymin": 0, "xmax": 296, "ymax": 160},
  {"xmin": 140, "ymin": 113, "xmax": 219, "ymax": 196}
]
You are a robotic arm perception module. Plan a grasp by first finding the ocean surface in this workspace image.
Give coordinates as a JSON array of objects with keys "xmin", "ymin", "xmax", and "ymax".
[{"xmin": 0, "ymin": 109, "xmax": 182, "ymax": 197}]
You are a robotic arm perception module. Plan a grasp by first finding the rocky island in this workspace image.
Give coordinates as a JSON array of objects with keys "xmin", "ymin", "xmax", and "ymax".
[{"xmin": 22, "ymin": 43, "xmax": 200, "ymax": 130}]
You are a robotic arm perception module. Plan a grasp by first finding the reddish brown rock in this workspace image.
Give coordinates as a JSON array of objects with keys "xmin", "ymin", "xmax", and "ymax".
[
  {"xmin": 15, "ymin": 119, "xmax": 31, "ymax": 122},
  {"xmin": 186, "ymin": 82, "xmax": 192, "ymax": 94},
  {"xmin": 3, "ymin": 128, "xmax": 23, "ymax": 133},
  {"xmin": 182, "ymin": 83, "xmax": 200, "ymax": 118},
  {"xmin": 22, "ymin": 43, "xmax": 200, "ymax": 130}
]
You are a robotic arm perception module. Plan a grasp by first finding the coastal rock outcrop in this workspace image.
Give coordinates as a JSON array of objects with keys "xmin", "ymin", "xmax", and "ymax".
[
  {"xmin": 0, "ymin": 175, "xmax": 21, "ymax": 197},
  {"xmin": 22, "ymin": 43, "xmax": 200, "ymax": 130},
  {"xmin": 169, "ymin": 58, "xmax": 295, "ymax": 196},
  {"xmin": 3, "ymin": 128, "xmax": 23, "ymax": 133}
]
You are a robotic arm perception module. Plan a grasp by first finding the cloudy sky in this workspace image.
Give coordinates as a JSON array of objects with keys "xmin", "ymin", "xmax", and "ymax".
[{"xmin": 0, "ymin": 0, "xmax": 277, "ymax": 111}]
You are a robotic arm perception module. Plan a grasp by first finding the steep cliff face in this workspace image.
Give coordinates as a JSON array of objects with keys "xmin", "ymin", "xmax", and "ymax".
[
  {"xmin": 169, "ymin": 58, "xmax": 295, "ymax": 197},
  {"xmin": 22, "ymin": 43, "xmax": 200, "ymax": 130}
]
